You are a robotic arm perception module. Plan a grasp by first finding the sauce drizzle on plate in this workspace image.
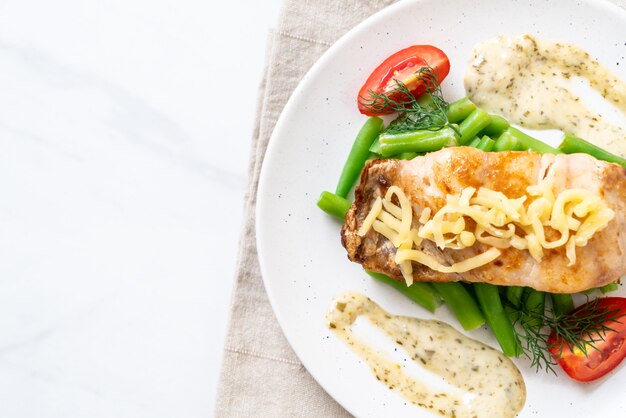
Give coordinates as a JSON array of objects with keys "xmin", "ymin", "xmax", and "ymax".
[
  {"xmin": 465, "ymin": 34, "xmax": 626, "ymax": 157},
  {"xmin": 327, "ymin": 293, "xmax": 526, "ymax": 418}
]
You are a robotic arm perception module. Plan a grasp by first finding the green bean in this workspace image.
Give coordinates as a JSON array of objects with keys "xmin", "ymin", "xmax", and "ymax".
[
  {"xmin": 366, "ymin": 271, "xmax": 443, "ymax": 313},
  {"xmin": 481, "ymin": 114, "xmax": 510, "ymax": 137},
  {"xmin": 468, "ymin": 134, "xmax": 494, "ymax": 152},
  {"xmin": 600, "ymin": 282, "xmax": 620, "ymax": 294},
  {"xmin": 377, "ymin": 126, "xmax": 458, "ymax": 157},
  {"xmin": 493, "ymin": 131, "xmax": 520, "ymax": 152},
  {"xmin": 506, "ymin": 127, "xmax": 561, "ymax": 154},
  {"xmin": 522, "ymin": 289, "xmax": 546, "ymax": 329},
  {"xmin": 559, "ymin": 134, "xmax": 626, "ymax": 168},
  {"xmin": 477, "ymin": 136, "xmax": 495, "ymax": 152},
  {"xmin": 398, "ymin": 152, "xmax": 418, "ymax": 160},
  {"xmin": 431, "ymin": 282, "xmax": 485, "ymax": 330},
  {"xmin": 551, "ymin": 293, "xmax": 574, "ymax": 317},
  {"xmin": 580, "ymin": 283, "xmax": 620, "ymax": 295},
  {"xmin": 467, "ymin": 137, "xmax": 482, "ymax": 148},
  {"xmin": 369, "ymin": 138, "xmax": 382, "ymax": 155},
  {"xmin": 316, "ymin": 191, "xmax": 351, "ymax": 220},
  {"xmin": 335, "ymin": 117, "xmax": 384, "ymax": 197},
  {"xmin": 446, "ymin": 97, "xmax": 477, "ymax": 123},
  {"xmin": 473, "ymin": 283, "xmax": 522, "ymax": 357},
  {"xmin": 458, "ymin": 108, "xmax": 492, "ymax": 145},
  {"xmin": 504, "ymin": 304, "xmax": 521, "ymax": 324},
  {"xmin": 506, "ymin": 286, "xmax": 524, "ymax": 308}
]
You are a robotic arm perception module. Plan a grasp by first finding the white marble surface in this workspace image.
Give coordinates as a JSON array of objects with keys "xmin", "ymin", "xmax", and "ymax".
[{"xmin": 0, "ymin": 0, "xmax": 281, "ymax": 416}]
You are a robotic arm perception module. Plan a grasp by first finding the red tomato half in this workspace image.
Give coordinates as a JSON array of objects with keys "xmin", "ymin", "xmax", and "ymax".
[
  {"xmin": 357, "ymin": 45, "xmax": 451, "ymax": 116},
  {"xmin": 548, "ymin": 297, "xmax": 626, "ymax": 382}
]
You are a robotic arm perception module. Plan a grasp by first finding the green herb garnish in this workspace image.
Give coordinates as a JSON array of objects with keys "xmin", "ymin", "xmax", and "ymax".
[
  {"xmin": 509, "ymin": 297, "xmax": 624, "ymax": 374},
  {"xmin": 359, "ymin": 66, "xmax": 457, "ymax": 135}
]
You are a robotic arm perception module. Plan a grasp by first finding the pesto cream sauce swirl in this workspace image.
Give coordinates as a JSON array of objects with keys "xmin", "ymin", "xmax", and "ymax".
[
  {"xmin": 465, "ymin": 34, "xmax": 626, "ymax": 157},
  {"xmin": 327, "ymin": 293, "xmax": 526, "ymax": 418}
]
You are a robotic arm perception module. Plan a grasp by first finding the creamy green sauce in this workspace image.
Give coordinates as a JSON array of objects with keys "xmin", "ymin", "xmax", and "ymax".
[
  {"xmin": 464, "ymin": 34, "xmax": 626, "ymax": 157},
  {"xmin": 327, "ymin": 293, "xmax": 526, "ymax": 418}
]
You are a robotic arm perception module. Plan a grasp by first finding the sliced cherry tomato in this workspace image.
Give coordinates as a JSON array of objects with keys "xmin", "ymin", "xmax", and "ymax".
[
  {"xmin": 548, "ymin": 297, "xmax": 626, "ymax": 382},
  {"xmin": 357, "ymin": 45, "xmax": 450, "ymax": 116}
]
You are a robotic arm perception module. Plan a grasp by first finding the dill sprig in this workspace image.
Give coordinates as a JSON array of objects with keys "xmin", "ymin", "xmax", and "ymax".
[
  {"xmin": 358, "ymin": 66, "xmax": 456, "ymax": 135},
  {"xmin": 508, "ymin": 297, "xmax": 625, "ymax": 374},
  {"xmin": 515, "ymin": 315, "xmax": 560, "ymax": 374}
]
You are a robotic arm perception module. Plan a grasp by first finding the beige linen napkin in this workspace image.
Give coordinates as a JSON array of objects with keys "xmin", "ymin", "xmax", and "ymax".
[
  {"xmin": 214, "ymin": 1, "xmax": 395, "ymax": 416},
  {"xmin": 215, "ymin": 0, "xmax": 626, "ymax": 416}
]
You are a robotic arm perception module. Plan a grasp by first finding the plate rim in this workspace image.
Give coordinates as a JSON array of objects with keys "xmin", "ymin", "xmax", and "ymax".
[{"xmin": 255, "ymin": 0, "xmax": 626, "ymax": 416}]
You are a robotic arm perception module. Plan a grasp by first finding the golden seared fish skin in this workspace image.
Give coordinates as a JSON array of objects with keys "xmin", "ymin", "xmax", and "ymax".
[{"xmin": 341, "ymin": 147, "xmax": 626, "ymax": 293}]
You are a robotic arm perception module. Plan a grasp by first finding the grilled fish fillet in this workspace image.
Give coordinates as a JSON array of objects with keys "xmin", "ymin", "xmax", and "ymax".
[{"xmin": 341, "ymin": 147, "xmax": 626, "ymax": 293}]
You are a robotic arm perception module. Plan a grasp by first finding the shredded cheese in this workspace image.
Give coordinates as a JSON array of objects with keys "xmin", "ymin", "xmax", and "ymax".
[
  {"xmin": 358, "ymin": 179, "xmax": 615, "ymax": 285},
  {"xmin": 358, "ymin": 197, "xmax": 382, "ymax": 236},
  {"xmin": 396, "ymin": 247, "xmax": 501, "ymax": 274},
  {"xmin": 372, "ymin": 220, "xmax": 401, "ymax": 247}
]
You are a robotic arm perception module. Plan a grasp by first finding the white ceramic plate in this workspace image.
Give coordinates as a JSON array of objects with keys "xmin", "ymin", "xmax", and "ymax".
[{"xmin": 256, "ymin": 0, "xmax": 626, "ymax": 416}]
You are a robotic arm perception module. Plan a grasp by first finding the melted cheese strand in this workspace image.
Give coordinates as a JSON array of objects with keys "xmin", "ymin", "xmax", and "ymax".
[
  {"xmin": 377, "ymin": 211, "xmax": 403, "ymax": 232},
  {"xmin": 358, "ymin": 197, "xmax": 382, "ymax": 236},
  {"xmin": 382, "ymin": 199, "xmax": 402, "ymax": 219},
  {"xmin": 396, "ymin": 247, "xmax": 501, "ymax": 274},
  {"xmin": 372, "ymin": 220, "xmax": 401, "ymax": 247},
  {"xmin": 385, "ymin": 186, "xmax": 412, "ymax": 243},
  {"xmin": 566, "ymin": 236, "xmax": 577, "ymax": 267},
  {"xmin": 418, "ymin": 207, "xmax": 431, "ymax": 224},
  {"xmin": 357, "ymin": 177, "xmax": 615, "ymax": 278}
]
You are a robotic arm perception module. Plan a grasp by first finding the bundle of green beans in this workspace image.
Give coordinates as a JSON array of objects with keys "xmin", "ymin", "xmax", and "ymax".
[{"xmin": 317, "ymin": 96, "xmax": 623, "ymax": 356}]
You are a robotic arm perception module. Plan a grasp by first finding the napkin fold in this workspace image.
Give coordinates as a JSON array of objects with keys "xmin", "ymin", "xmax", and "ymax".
[
  {"xmin": 215, "ymin": 0, "xmax": 626, "ymax": 416},
  {"xmin": 215, "ymin": 1, "xmax": 395, "ymax": 416}
]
